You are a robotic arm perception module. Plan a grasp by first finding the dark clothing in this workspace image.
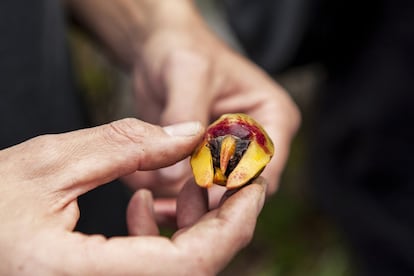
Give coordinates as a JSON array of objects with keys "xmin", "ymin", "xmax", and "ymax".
[
  {"xmin": 0, "ymin": 0, "xmax": 128, "ymax": 237},
  {"xmin": 0, "ymin": 0, "xmax": 82, "ymax": 147},
  {"xmin": 224, "ymin": 0, "xmax": 414, "ymax": 275}
]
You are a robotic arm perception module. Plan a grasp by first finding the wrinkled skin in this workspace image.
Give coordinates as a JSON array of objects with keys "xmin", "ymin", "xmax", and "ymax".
[
  {"xmin": 0, "ymin": 0, "xmax": 300, "ymax": 274},
  {"xmin": 0, "ymin": 118, "xmax": 267, "ymax": 275}
]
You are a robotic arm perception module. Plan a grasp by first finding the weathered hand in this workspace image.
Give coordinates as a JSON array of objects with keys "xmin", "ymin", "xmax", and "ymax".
[
  {"xmin": 0, "ymin": 118, "xmax": 266, "ymax": 275},
  {"xmin": 66, "ymin": 0, "xmax": 299, "ymax": 224},
  {"xmin": 126, "ymin": 1, "xmax": 300, "ymax": 213}
]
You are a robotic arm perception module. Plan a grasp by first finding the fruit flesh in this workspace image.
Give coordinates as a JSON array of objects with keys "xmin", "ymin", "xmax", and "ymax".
[
  {"xmin": 190, "ymin": 140, "xmax": 214, "ymax": 188},
  {"xmin": 190, "ymin": 113, "xmax": 274, "ymax": 189},
  {"xmin": 226, "ymin": 139, "xmax": 271, "ymax": 189}
]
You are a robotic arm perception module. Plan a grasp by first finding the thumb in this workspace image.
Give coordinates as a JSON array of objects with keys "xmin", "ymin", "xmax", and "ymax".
[
  {"xmin": 157, "ymin": 52, "xmax": 212, "ymax": 180},
  {"xmin": 12, "ymin": 118, "xmax": 204, "ymax": 199}
]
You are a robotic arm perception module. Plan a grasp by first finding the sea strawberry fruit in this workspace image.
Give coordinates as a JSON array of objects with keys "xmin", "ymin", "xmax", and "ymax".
[{"xmin": 190, "ymin": 113, "xmax": 274, "ymax": 189}]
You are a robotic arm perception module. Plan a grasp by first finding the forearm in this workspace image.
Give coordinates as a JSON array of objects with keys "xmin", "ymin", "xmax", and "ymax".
[{"xmin": 66, "ymin": 0, "xmax": 198, "ymax": 69}]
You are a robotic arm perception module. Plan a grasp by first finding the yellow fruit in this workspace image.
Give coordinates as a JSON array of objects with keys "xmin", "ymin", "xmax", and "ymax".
[{"xmin": 190, "ymin": 113, "xmax": 274, "ymax": 189}]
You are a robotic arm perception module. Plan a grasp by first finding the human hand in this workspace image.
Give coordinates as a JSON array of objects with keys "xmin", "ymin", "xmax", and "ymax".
[
  {"xmin": 0, "ymin": 118, "xmax": 266, "ymax": 275},
  {"xmin": 127, "ymin": 1, "xmax": 300, "ymax": 203},
  {"xmin": 65, "ymin": 0, "xmax": 299, "ymax": 225}
]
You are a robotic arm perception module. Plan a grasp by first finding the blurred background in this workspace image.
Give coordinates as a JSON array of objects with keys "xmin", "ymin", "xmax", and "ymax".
[{"xmin": 69, "ymin": 1, "xmax": 353, "ymax": 275}]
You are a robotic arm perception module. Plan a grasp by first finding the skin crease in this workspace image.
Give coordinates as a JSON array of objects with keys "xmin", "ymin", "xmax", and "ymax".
[
  {"xmin": 0, "ymin": 118, "xmax": 267, "ymax": 275},
  {"xmin": 67, "ymin": 0, "xmax": 300, "ymax": 223}
]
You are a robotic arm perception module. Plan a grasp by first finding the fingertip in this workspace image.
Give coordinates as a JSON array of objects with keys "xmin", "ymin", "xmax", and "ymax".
[
  {"xmin": 127, "ymin": 189, "xmax": 159, "ymax": 236},
  {"xmin": 251, "ymin": 176, "xmax": 268, "ymax": 190},
  {"xmin": 251, "ymin": 177, "xmax": 267, "ymax": 215}
]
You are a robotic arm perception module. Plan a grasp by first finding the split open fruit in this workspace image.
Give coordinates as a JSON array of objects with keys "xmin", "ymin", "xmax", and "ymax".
[{"xmin": 190, "ymin": 113, "xmax": 274, "ymax": 189}]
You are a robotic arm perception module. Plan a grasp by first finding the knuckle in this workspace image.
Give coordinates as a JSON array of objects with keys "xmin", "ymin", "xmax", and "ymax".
[
  {"xmin": 21, "ymin": 134, "xmax": 64, "ymax": 172},
  {"xmin": 220, "ymin": 217, "xmax": 254, "ymax": 249},
  {"xmin": 103, "ymin": 118, "xmax": 151, "ymax": 145},
  {"xmin": 34, "ymin": 134, "xmax": 64, "ymax": 162},
  {"xmin": 184, "ymin": 255, "xmax": 215, "ymax": 276},
  {"xmin": 219, "ymin": 214, "xmax": 254, "ymax": 247},
  {"xmin": 237, "ymin": 227, "xmax": 254, "ymax": 248}
]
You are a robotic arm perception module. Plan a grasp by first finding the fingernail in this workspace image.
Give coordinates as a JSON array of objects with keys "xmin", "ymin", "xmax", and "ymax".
[{"xmin": 163, "ymin": 121, "xmax": 203, "ymax": 137}]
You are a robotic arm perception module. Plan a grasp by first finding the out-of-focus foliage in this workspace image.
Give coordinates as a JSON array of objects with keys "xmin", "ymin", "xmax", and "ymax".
[{"xmin": 69, "ymin": 29, "xmax": 133, "ymax": 125}]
